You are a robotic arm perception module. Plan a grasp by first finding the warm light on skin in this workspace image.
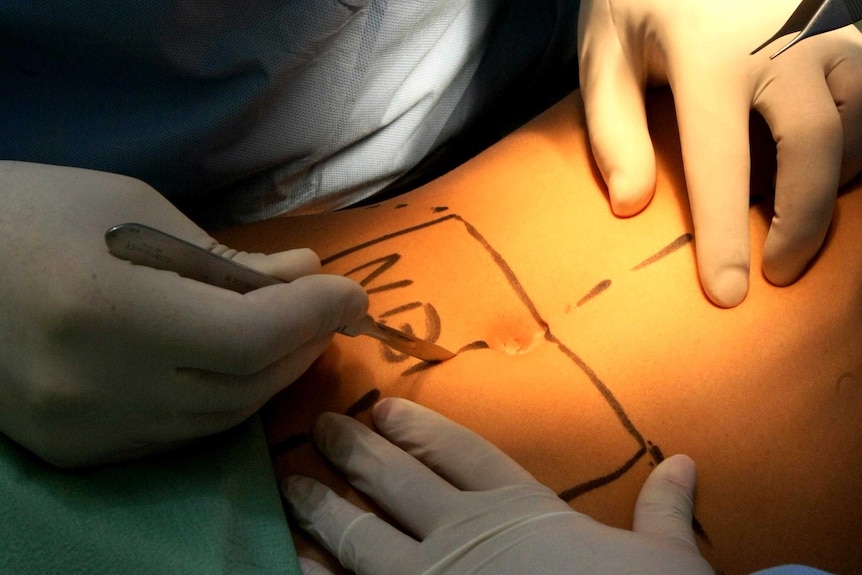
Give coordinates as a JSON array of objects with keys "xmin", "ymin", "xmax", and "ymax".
[{"xmin": 218, "ymin": 88, "xmax": 862, "ymax": 575}]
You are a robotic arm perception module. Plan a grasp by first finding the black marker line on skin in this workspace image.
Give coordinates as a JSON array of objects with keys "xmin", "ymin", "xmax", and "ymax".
[
  {"xmin": 391, "ymin": 305, "xmax": 444, "ymax": 373},
  {"xmin": 380, "ymin": 302, "xmax": 424, "ymax": 318},
  {"xmin": 399, "ymin": 340, "xmax": 491, "ymax": 376},
  {"xmin": 379, "ymin": 304, "xmax": 443, "ymax": 365},
  {"xmin": 577, "ymin": 279, "xmax": 611, "ymax": 306},
  {"xmin": 367, "ymin": 280, "xmax": 413, "ymax": 294},
  {"xmin": 381, "ymin": 323, "xmax": 413, "ymax": 363},
  {"xmin": 692, "ymin": 517, "xmax": 710, "ymax": 545},
  {"xmin": 456, "ymin": 217, "xmax": 548, "ymax": 330},
  {"xmin": 646, "ymin": 441, "xmax": 710, "ymax": 543},
  {"xmin": 321, "ymin": 215, "xmax": 458, "ymax": 265},
  {"xmin": 314, "ymin": 214, "xmax": 713, "ymax": 541},
  {"xmin": 269, "ymin": 389, "xmax": 382, "ymax": 458},
  {"xmin": 345, "ymin": 254, "xmax": 400, "ymax": 287},
  {"xmin": 333, "ymin": 214, "xmax": 648, "ymax": 457},
  {"xmin": 401, "ymin": 362, "xmax": 435, "ymax": 376},
  {"xmin": 648, "ymin": 440, "xmax": 664, "ymax": 462},
  {"xmin": 458, "ymin": 340, "xmax": 490, "ymax": 353},
  {"xmin": 423, "ymin": 303, "xmax": 442, "ymax": 343},
  {"xmin": 343, "ymin": 254, "xmax": 414, "ymax": 294},
  {"xmin": 321, "ymin": 214, "xmax": 676, "ymax": 519},
  {"xmin": 432, "ymin": 206, "xmax": 449, "ymax": 213},
  {"xmin": 551, "ymin": 332, "xmax": 646, "ymax": 447},
  {"xmin": 631, "ymin": 233, "xmax": 693, "ymax": 270},
  {"xmin": 345, "ymin": 388, "xmax": 381, "ymax": 417},
  {"xmin": 559, "ymin": 447, "xmax": 646, "ymax": 500}
]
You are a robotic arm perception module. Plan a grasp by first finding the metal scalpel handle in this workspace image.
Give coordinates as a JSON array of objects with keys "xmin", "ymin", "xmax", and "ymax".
[
  {"xmin": 105, "ymin": 223, "xmax": 282, "ymax": 294},
  {"xmin": 105, "ymin": 223, "xmax": 456, "ymax": 363}
]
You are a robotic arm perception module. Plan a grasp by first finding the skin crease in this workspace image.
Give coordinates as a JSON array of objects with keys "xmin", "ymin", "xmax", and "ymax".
[{"xmin": 218, "ymin": 89, "xmax": 862, "ymax": 575}]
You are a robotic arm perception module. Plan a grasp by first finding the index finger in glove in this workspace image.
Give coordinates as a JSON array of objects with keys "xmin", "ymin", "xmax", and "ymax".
[
  {"xmin": 213, "ymin": 246, "xmax": 322, "ymax": 283},
  {"xmin": 632, "ymin": 454, "xmax": 699, "ymax": 553},
  {"xmin": 312, "ymin": 411, "xmax": 462, "ymax": 539},
  {"xmin": 153, "ymin": 273, "xmax": 368, "ymax": 375},
  {"xmin": 755, "ymin": 46, "xmax": 845, "ymax": 286},
  {"xmin": 669, "ymin": 51, "xmax": 753, "ymax": 307},
  {"xmin": 825, "ymin": 31, "xmax": 862, "ymax": 186},
  {"xmin": 283, "ymin": 475, "xmax": 417, "ymax": 575},
  {"xmin": 298, "ymin": 557, "xmax": 335, "ymax": 575},
  {"xmin": 372, "ymin": 398, "xmax": 538, "ymax": 491},
  {"xmin": 578, "ymin": 0, "xmax": 656, "ymax": 215}
]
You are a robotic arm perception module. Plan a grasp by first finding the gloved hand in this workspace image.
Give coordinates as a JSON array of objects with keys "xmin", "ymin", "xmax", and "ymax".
[
  {"xmin": 578, "ymin": 0, "xmax": 862, "ymax": 307},
  {"xmin": 282, "ymin": 398, "xmax": 714, "ymax": 575},
  {"xmin": 0, "ymin": 161, "xmax": 367, "ymax": 467}
]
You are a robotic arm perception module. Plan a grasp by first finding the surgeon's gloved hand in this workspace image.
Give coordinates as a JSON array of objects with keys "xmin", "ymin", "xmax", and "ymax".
[
  {"xmin": 0, "ymin": 161, "xmax": 368, "ymax": 467},
  {"xmin": 578, "ymin": 0, "xmax": 862, "ymax": 307},
  {"xmin": 282, "ymin": 398, "xmax": 714, "ymax": 575}
]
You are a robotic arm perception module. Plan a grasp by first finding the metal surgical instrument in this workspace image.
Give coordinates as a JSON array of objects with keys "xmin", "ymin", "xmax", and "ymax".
[
  {"xmin": 751, "ymin": 0, "xmax": 862, "ymax": 58},
  {"xmin": 105, "ymin": 222, "xmax": 456, "ymax": 363}
]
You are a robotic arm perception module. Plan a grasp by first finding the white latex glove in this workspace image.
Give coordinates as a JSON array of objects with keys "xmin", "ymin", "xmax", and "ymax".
[
  {"xmin": 0, "ymin": 161, "xmax": 368, "ymax": 467},
  {"xmin": 578, "ymin": 0, "xmax": 862, "ymax": 307},
  {"xmin": 282, "ymin": 398, "xmax": 714, "ymax": 575}
]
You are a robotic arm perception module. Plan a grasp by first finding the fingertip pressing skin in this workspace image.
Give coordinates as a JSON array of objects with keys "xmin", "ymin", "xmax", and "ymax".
[
  {"xmin": 298, "ymin": 557, "xmax": 334, "ymax": 575},
  {"xmin": 633, "ymin": 454, "xmax": 699, "ymax": 551},
  {"xmin": 760, "ymin": 182, "xmax": 835, "ymax": 288},
  {"xmin": 311, "ymin": 411, "xmax": 340, "ymax": 454},
  {"xmin": 370, "ymin": 396, "xmax": 407, "ymax": 428},
  {"xmin": 754, "ymin": 67, "xmax": 842, "ymax": 289},
  {"xmin": 653, "ymin": 454, "xmax": 697, "ymax": 500},
  {"xmin": 333, "ymin": 275, "xmax": 371, "ymax": 327},
  {"xmin": 761, "ymin": 240, "xmax": 813, "ymax": 287},
  {"xmin": 585, "ymin": 96, "xmax": 657, "ymax": 219},
  {"xmin": 282, "ymin": 476, "xmax": 335, "ymax": 546},
  {"xmin": 344, "ymin": 276, "xmax": 370, "ymax": 315},
  {"xmin": 310, "ymin": 411, "xmax": 368, "ymax": 465},
  {"xmin": 264, "ymin": 247, "xmax": 323, "ymax": 281},
  {"xmin": 699, "ymin": 262, "xmax": 749, "ymax": 308},
  {"xmin": 282, "ymin": 475, "xmax": 322, "ymax": 514},
  {"xmin": 608, "ymin": 171, "xmax": 656, "ymax": 217},
  {"xmin": 307, "ymin": 274, "xmax": 369, "ymax": 319},
  {"xmin": 577, "ymin": 1, "xmax": 657, "ymax": 222},
  {"xmin": 213, "ymin": 246, "xmax": 322, "ymax": 282},
  {"xmin": 280, "ymin": 274, "xmax": 369, "ymax": 337}
]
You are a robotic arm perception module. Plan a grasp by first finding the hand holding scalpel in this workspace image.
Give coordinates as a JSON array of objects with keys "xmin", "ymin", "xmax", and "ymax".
[{"xmin": 104, "ymin": 223, "xmax": 456, "ymax": 363}]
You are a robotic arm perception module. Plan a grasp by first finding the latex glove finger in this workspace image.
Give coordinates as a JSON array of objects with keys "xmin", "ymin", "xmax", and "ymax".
[
  {"xmin": 299, "ymin": 557, "xmax": 335, "ymax": 575},
  {"xmin": 632, "ymin": 454, "xmax": 700, "ymax": 553},
  {"xmin": 0, "ymin": 161, "xmax": 367, "ymax": 466},
  {"xmin": 283, "ymin": 475, "xmax": 417, "ymax": 575},
  {"xmin": 213, "ymin": 246, "xmax": 321, "ymax": 282},
  {"xmin": 578, "ymin": 0, "xmax": 656, "ymax": 215},
  {"xmin": 372, "ymin": 398, "xmax": 538, "ymax": 491},
  {"xmin": 89, "ymin": 272, "xmax": 366, "ymax": 439},
  {"xmin": 754, "ymin": 58, "xmax": 842, "ymax": 286},
  {"xmin": 123, "ymin": 272, "xmax": 368, "ymax": 375},
  {"xmin": 669, "ymin": 48, "xmax": 753, "ymax": 307},
  {"xmin": 163, "ymin": 335, "xmax": 335, "ymax": 426},
  {"xmin": 312, "ymin": 411, "xmax": 462, "ymax": 539},
  {"xmin": 825, "ymin": 35, "xmax": 862, "ymax": 185}
]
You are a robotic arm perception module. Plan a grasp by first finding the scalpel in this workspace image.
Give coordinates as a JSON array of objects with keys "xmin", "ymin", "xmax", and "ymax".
[{"xmin": 104, "ymin": 223, "xmax": 456, "ymax": 363}]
